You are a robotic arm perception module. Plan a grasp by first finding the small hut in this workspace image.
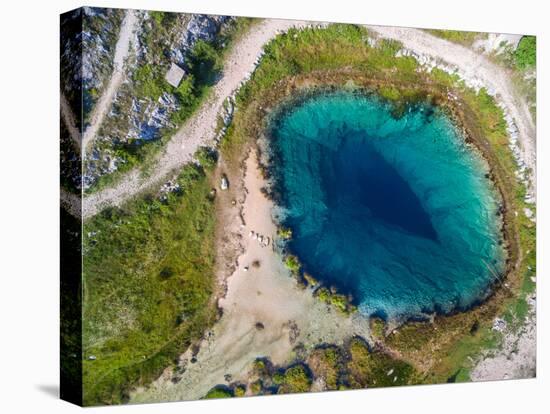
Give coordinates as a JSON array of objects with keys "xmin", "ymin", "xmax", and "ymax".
[{"xmin": 165, "ymin": 62, "xmax": 185, "ymax": 88}]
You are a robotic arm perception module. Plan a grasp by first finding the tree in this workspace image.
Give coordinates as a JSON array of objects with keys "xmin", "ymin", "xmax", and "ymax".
[{"xmin": 514, "ymin": 36, "xmax": 536, "ymax": 69}]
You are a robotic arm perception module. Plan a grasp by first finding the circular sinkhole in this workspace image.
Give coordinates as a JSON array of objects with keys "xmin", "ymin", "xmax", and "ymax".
[{"xmin": 268, "ymin": 91, "xmax": 506, "ymax": 319}]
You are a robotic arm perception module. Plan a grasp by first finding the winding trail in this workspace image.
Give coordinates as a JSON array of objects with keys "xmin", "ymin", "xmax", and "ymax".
[
  {"xmin": 82, "ymin": 9, "xmax": 138, "ymax": 157},
  {"xmin": 367, "ymin": 25, "xmax": 536, "ymax": 190},
  {"xmin": 82, "ymin": 19, "xmax": 313, "ymax": 219},
  {"xmin": 83, "ymin": 22, "xmax": 536, "ymax": 220},
  {"xmin": 60, "ymin": 93, "xmax": 81, "ymax": 151}
]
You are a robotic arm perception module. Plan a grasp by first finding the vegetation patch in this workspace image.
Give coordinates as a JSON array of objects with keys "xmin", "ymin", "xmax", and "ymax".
[
  {"xmin": 203, "ymin": 386, "xmax": 234, "ymax": 399},
  {"xmin": 346, "ymin": 338, "xmax": 417, "ymax": 388},
  {"xmin": 307, "ymin": 346, "xmax": 343, "ymax": 390},
  {"xmin": 425, "ymin": 29, "xmax": 486, "ymax": 46},
  {"xmin": 82, "ymin": 163, "xmax": 217, "ymax": 405},
  {"xmin": 209, "ymin": 339, "xmax": 417, "ymax": 397},
  {"xmin": 514, "ymin": 36, "xmax": 536, "ymax": 69}
]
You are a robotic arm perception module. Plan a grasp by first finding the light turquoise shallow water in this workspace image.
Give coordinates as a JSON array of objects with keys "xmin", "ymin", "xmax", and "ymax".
[{"xmin": 269, "ymin": 91, "xmax": 506, "ymax": 319}]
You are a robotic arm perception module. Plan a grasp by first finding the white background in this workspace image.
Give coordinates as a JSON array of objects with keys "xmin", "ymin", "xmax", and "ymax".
[{"xmin": 0, "ymin": 0, "xmax": 547, "ymax": 412}]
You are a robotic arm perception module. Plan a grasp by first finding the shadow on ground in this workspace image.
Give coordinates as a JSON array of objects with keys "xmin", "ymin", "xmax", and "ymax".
[{"xmin": 36, "ymin": 384, "xmax": 59, "ymax": 399}]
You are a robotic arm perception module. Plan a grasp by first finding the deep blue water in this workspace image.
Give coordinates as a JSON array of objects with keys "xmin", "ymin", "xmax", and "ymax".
[{"xmin": 270, "ymin": 92, "xmax": 506, "ymax": 319}]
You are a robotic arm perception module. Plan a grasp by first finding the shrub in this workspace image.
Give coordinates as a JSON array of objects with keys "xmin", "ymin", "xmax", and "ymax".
[
  {"xmin": 514, "ymin": 36, "xmax": 536, "ymax": 69},
  {"xmin": 133, "ymin": 63, "xmax": 164, "ymax": 101},
  {"xmin": 252, "ymin": 358, "xmax": 270, "ymax": 377},
  {"xmin": 189, "ymin": 40, "xmax": 223, "ymax": 85},
  {"xmin": 303, "ymin": 272, "xmax": 318, "ymax": 287},
  {"xmin": 250, "ymin": 380, "xmax": 263, "ymax": 395},
  {"xmin": 284, "ymin": 255, "xmax": 301, "ymax": 274},
  {"xmin": 272, "ymin": 372, "xmax": 284, "ymax": 385},
  {"xmin": 233, "ymin": 384, "xmax": 246, "ymax": 397},
  {"xmin": 195, "ymin": 146, "xmax": 218, "ymax": 171},
  {"xmin": 203, "ymin": 386, "xmax": 233, "ymax": 399},
  {"xmin": 277, "ymin": 365, "xmax": 312, "ymax": 394},
  {"xmin": 315, "ymin": 287, "xmax": 356, "ymax": 314},
  {"xmin": 277, "ymin": 227, "xmax": 293, "ymax": 239},
  {"xmin": 316, "ymin": 287, "xmax": 331, "ymax": 303}
]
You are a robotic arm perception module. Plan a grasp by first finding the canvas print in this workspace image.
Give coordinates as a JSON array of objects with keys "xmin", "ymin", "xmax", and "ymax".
[{"xmin": 60, "ymin": 7, "xmax": 536, "ymax": 406}]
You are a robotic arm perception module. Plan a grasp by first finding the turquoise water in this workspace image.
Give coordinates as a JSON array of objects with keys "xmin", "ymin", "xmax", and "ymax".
[{"xmin": 269, "ymin": 92, "xmax": 506, "ymax": 319}]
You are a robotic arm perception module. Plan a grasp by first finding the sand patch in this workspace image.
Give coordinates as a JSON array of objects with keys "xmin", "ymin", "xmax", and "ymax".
[{"xmin": 130, "ymin": 150, "xmax": 368, "ymax": 403}]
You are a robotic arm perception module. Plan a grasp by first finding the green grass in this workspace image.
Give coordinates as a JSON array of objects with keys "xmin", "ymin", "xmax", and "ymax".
[
  {"xmin": 60, "ymin": 207, "xmax": 83, "ymax": 404},
  {"xmin": 425, "ymin": 29, "xmax": 485, "ymax": 46},
  {"xmin": 82, "ymin": 164, "xmax": 217, "ymax": 405},
  {"xmin": 346, "ymin": 338, "xmax": 417, "ymax": 388}
]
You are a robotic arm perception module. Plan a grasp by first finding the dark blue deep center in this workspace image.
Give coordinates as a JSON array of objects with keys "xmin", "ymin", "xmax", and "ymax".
[
  {"xmin": 271, "ymin": 92, "xmax": 506, "ymax": 319},
  {"xmin": 325, "ymin": 129, "xmax": 437, "ymax": 241}
]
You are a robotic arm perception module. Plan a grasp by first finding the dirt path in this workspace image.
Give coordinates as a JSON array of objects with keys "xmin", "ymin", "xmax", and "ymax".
[
  {"xmin": 130, "ymin": 152, "xmax": 367, "ymax": 403},
  {"xmin": 367, "ymin": 26, "xmax": 536, "ymax": 191},
  {"xmin": 82, "ymin": 19, "xmax": 315, "ymax": 219},
  {"xmin": 60, "ymin": 93, "xmax": 81, "ymax": 151},
  {"xmin": 82, "ymin": 9, "xmax": 138, "ymax": 157}
]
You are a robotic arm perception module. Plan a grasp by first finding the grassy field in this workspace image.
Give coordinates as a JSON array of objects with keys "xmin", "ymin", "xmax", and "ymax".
[
  {"xmin": 82, "ymin": 162, "xmax": 218, "ymax": 405},
  {"xmin": 220, "ymin": 23, "xmax": 535, "ymax": 383}
]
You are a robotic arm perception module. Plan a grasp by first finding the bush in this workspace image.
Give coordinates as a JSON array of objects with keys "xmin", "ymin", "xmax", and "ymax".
[
  {"xmin": 284, "ymin": 255, "xmax": 301, "ymax": 274},
  {"xmin": 250, "ymin": 380, "xmax": 262, "ymax": 395},
  {"xmin": 189, "ymin": 40, "xmax": 223, "ymax": 85},
  {"xmin": 233, "ymin": 384, "xmax": 246, "ymax": 397},
  {"xmin": 315, "ymin": 287, "xmax": 356, "ymax": 314},
  {"xmin": 277, "ymin": 226, "xmax": 293, "ymax": 239},
  {"xmin": 302, "ymin": 272, "xmax": 318, "ymax": 287},
  {"xmin": 203, "ymin": 386, "xmax": 233, "ymax": 399},
  {"xmin": 277, "ymin": 365, "xmax": 312, "ymax": 394},
  {"xmin": 195, "ymin": 146, "xmax": 218, "ymax": 171},
  {"xmin": 514, "ymin": 36, "xmax": 536, "ymax": 69},
  {"xmin": 133, "ymin": 63, "xmax": 164, "ymax": 101}
]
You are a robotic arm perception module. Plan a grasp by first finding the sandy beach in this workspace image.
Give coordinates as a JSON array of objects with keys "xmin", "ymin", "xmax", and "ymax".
[{"xmin": 130, "ymin": 150, "xmax": 369, "ymax": 403}]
